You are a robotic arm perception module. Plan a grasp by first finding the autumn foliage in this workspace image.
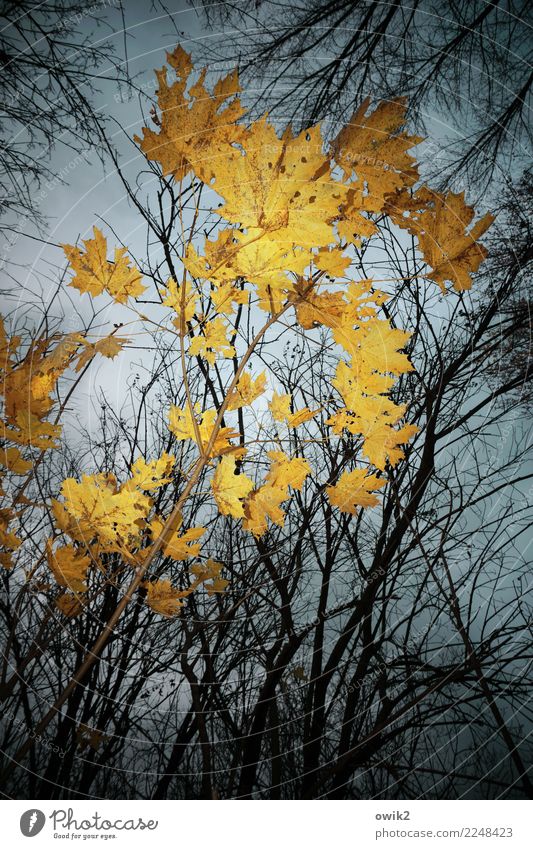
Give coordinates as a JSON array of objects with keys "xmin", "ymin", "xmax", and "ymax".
[{"xmin": 1, "ymin": 45, "xmax": 493, "ymax": 627}]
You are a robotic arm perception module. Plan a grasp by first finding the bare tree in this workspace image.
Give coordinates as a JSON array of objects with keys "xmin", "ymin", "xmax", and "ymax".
[
  {"xmin": 0, "ymin": 0, "xmax": 131, "ymax": 235},
  {"xmin": 196, "ymin": 0, "xmax": 532, "ymax": 192}
]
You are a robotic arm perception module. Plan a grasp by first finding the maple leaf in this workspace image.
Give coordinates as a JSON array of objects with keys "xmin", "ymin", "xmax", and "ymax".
[
  {"xmin": 0, "ymin": 446, "xmax": 32, "ymax": 474},
  {"xmin": 75, "ymin": 335, "xmax": 129, "ymax": 373},
  {"xmin": 210, "ymin": 120, "xmax": 351, "ymax": 250},
  {"xmin": 63, "ymin": 227, "xmax": 146, "ymax": 303},
  {"xmin": 314, "ymin": 247, "xmax": 352, "ymax": 277},
  {"xmin": 385, "ymin": 188, "xmax": 494, "ymax": 291},
  {"xmin": 226, "ymin": 371, "xmax": 267, "ymax": 410},
  {"xmin": 332, "ymin": 97, "xmax": 423, "ymax": 211},
  {"xmin": 333, "ymin": 318, "xmax": 413, "ymax": 376},
  {"xmin": 209, "ymin": 281, "xmax": 249, "ymax": 316},
  {"xmin": 360, "ymin": 421, "xmax": 419, "ymax": 470},
  {"xmin": 150, "ymin": 515, "xmax": 205, "ymax": 560},
  {"xmin": 241, "ymin": 451, "xmax": 310, "ymax": 536},
  {"xmin": 7, "ymin": 411, "xmax": 62, "ymax": 450},
  {"xmin": 2, "ymin": 331, "xmax": 83, "ymax": 449},
  {"xmin": 57, "ymin": 473, "xmax": 151, "ymax": 551},
  {"xmin": 211, "ymin": 454, "xmax": 253, "ymax": 518},
  {"xmin": 185, "ymin": 227, "xmax": 314, "ymax": 315},
  {"xmin": 125, "ymin": 453, "xmax": 175, "ymax": 492},
  {"xmin": 269, "ymin": 392, "xmax": 318, "ymax": 428},
  {"xmin": 145, "ymin": 579, "xmax": 184, "ymax": 617},
  {"xmin": 162, "ymin": 278, "xmax": 198, "ymax": 328},
  {"xmin": 188, "ymin": 317, "xmax": 236, "ymax": 365},
  {"xmin": 56, "ymin": 593, "xmax": 84, "ymax": 617},
  {"xmin": 265, "ymin": 451, "xmax": 311, "ymax": 491},
  {"xmin": 293, "ymin": 284, "xmax": 348, "ymax": 329},
  {"xmin": 327, "ymin": 468, "xmax": 386, "ymax": 515},
  {"xmin": 0, "ymin": 507, "xmax": 22, "ymax": 568},
  {"xmin": 243, "ymin": 484, "xmax": 287, "ymax": 536},
  {"xmin": 46, "ymin": 541, "xmax": 91, "ymax": 593},
  {"xmin": 332, "ymin": 358, "xmax": 395, "ymax": 401},
  {"xmin": 134, "ymin": 45, "xmax": 247, "ymax": 183},
  {"xmin": 190, "ymin": 558, "xmax": 229, "ymax": 594},
  {"xmin": 168, "ymin": 404, "xmax": 240, "ymax": 457}
]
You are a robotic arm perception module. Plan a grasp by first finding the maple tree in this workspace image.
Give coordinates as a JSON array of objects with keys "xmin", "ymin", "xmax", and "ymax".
[{"xmin": 0, "ymin": 45, "xmax": 495, "ymax": 770}]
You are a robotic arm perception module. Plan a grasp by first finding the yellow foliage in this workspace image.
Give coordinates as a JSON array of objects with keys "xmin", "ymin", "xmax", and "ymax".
[
  {"xmin": 211, "ymin": 455, "xmax": 253, "ymax": 518},
  {"xmin": 56, "ymin": 593, "xmax": 84, "ymax": 618},
  {"xmin": 46, "ymin": 542, "xmax": 91, "ymax": 593},
  {"xmin": 332, "ymin": 97, "xmax": 423, "ymax": 212},
  {"xmin": 269, "ymin": 392, "xmax": 318, "ymax": 429},
  {"xmin": 226, "ymin": 372, "xmax": 267, "ymax": 411},
  {"xmin": 242, "ymin": 451, "xmax": 311, "ymax": 537},
  {"xmin": 75, "ymin": 335, "xmax": 129, "ymax": 373},
  {"xmin": 63, "ymin": 226, "xmax": 146, "ymax": 303},
  {"xmin": 54, "ymin": 473, "xmax": 151, "ymax": 552},
  {"xmin": 125, "ymin": 453, "xmax": 175, "ymax": 492},
  {"xmin": 265, "ymin": 451, "xmax": 311, "ymax": 491},
  {"xmin": 0, "ymin": 507, "xmax": 21, "ymax": 569},
  {"xmin": 12, "ymin": 53, "xmax": 491, "ymax": 614},
  {"xmin": 385, "ymin": 188, "xmax": 494, "ymax": 291},
  {"xmin": 190, "ymin": 558, "xmax": 229, "ymax": 595},
  {"xmin": 243, "ymin": 485, "xmax": 287, "ymax": 536},
  {"xmin": 188, "ymin": 317, "xmax": 236, "ymax": 365},
  {"xmin": 145, "ymin": 579, "xmax": 184, "ymax": 617},
  {"xmin": 327, "ymin": 469, "xmax": 386, "ymax": 515},
  {"xmin": 150, "ymin": 515, "xmax": 204, "ymax": 561},
  {"xmin": 134, "ymin": 45, "xmax": 246, "ymax": 183},
  {"xmin": 0, "ymin": 446, "xmax": 32, "ymax": 475},
  {"xmin": 168, "ymin": 404, "xmax": 240, "ymax": 457},
  {"xmin": 162, "ymin": 278, "xmax": 198, "ymax": 327}
]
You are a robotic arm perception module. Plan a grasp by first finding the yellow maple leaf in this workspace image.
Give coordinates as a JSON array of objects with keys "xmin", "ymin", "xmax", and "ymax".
[
  {"xmin": 125, "ymin": 453, "xmax": 175, "ymax": 492},
  {"xmin": 56, "ymin": 593, "xmax": 84, "ymax": 617},
  {"xmin": 46, "ymin": 541, "xmax": 91, "ymax": 593},
  {"xmin": 211, "ymin": 454, "xmax": 253, "ymax": 518},
  {"xmin": 226, "ymin": 371, "xmax": 267, "ymax": 410},
  {"xmin": 327, "ymin": 468, "xmax": 386, "ymax": 515},
  {"xmin": 162, "ymin": 278, "xmax": 198, "ymax": 327},
  {"xmin": 7, "ymin": 411, "xmax": 62, "ymax": 450},
  {"xmin": 134, "ymin": 45, "xmax": 247, "ymax": 183},
  {"xmin": 193, "ymin": 229, "xmax": 309, "ymax": 312},
  {"xmin": 333, "ymin": 318, "xmax": 413, "ymax": 375},
  {"xmin": 145, "ymin": 579, "xmax": 184, "ymax": 617},
  {"xmin": 243, "ymin": 484, "xmax": 287, "ymax": 536},
  {"xmin": 57, "ymin": 473, "xmax": 151, "ymax": 551},
  {"xmin": 0, "ymin": 446, "xmax": 32, "ymax": 474},
  {"xmin": 385, "ymin": 188, "xmax": 494, "ymax": 291},
  {"xmin": 63, "ymin": 226, "xmax": 146, "ymax": 303},
  {"xmin": 314, "ymin": 247, "xmax": 351, "ymax": 277},
  {"xmin": 190, "ymin": 558, "xmax": 229, "ymax": 595},
  {"xmin": 265, "ymin": 451, "xmax": 311, "ymax": 491},
  {"xmin": 150, "ymin": 515, "xmax": 204, "ymax": 560},
  {"xmin": 208, "ymin": 120, "xmax": 351, "ymax": 250},
  {"xmin": 0, "ymin": 506, "xmax": 21, "ymax": 568},
  {"xmin": 293, "ymin": 285, "xmax": 347, "ymax": 329},
  {"xmin": 75, "ymin": 334, "xmax": 129, "ymax": 373},
  {"xmin": 360, "ymin": 421, "xmax": 419, "ymax": 470},
  {"xmin": 188, "ymin": 317, "xmax": 236, "ymax": 365},
  {"xmin": 269, "ymin": 392, "xmax": 318, "ymax": 428},
  {"xmin": 332, "ymin": 97, "xmax": 423, "ymax": 211},
  {"xmin": 2, "ymin": 332, "xmax": 83, "ymax": 450},
  {"xmin": 210, "ymin": 280, "xmax": 249, "ymax": 316},
  {"xmin": 332, "ymin": 359, "xmax": 395, "ymax": 402},
  {"xmin": 168, "ymin": 404, "xmax": 240, "ymax": 457}
]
